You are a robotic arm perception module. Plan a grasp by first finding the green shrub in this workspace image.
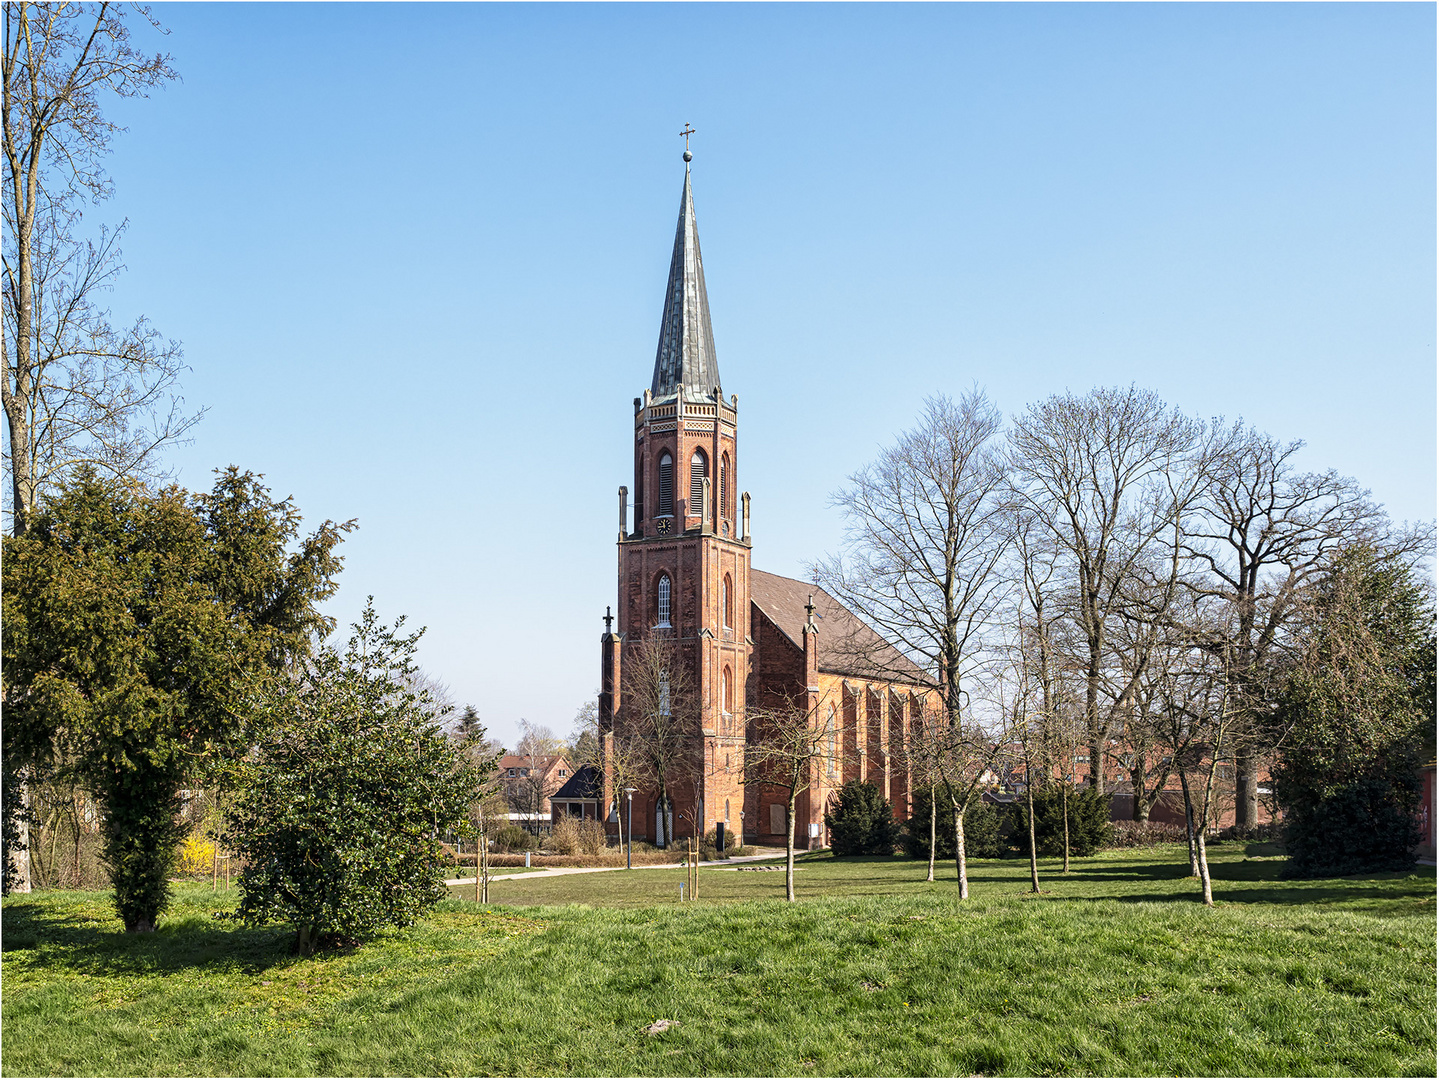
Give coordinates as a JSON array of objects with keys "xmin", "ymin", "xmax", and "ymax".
[
  {"xmin": 1281, "ymin": 779, "xmax": 1420, "ymax": 877},
  {"xmin": 225, "ymin": 604, "xmax": 492, "ymax": 954},
  {"xmin": 699, "ymin": 824, "xmax": 740, "ymax": 860},
  {"xmin": 903, "ymin": 788, "xmax": 1006, "ymax": 860},
  {"xmin": 1012, "ymin": 784, "xmax": 1113, "ymax": 857},
  {"xmin": 493, "ymin": 824, "xmax": 536, "ymax": 853},
  {"xmin": 825, "ymin": 780, "xmax": 901, "ymax": 856}
]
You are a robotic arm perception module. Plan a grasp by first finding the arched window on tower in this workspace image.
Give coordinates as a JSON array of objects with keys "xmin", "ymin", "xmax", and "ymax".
[
  {"xmin": 826, "ymin": 704, "xmax": 838, "ymax": 779},
  {"xmin": 656, "ymin": 573, "xmax": 672, "ymax": 628},
  {"xmin": 722, "ymin": 665, "xmax": 733, "ymax": 716},
  {"xmin": 657, "ymin": 452, "xmax": 674, "ymax": 518},
  {"xmin": 720, "ymin": 454, "xmax": 730, "ymax": 520},
  {"xmin": 659, "ymin": 670, "xmax": 671, "ymax": 716},
  {"xmin": 690, "ymin": 449, "xmax": 707, "ymax": 517},
  {"xmin": 721, "ymin": 574, "xmax": 732, "ymax": 631}
]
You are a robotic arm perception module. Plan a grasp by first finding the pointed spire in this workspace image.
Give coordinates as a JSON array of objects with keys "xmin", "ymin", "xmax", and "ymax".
[{"xmin": 651, "ymin": 157, "xmax": 720, "ymax": 402}]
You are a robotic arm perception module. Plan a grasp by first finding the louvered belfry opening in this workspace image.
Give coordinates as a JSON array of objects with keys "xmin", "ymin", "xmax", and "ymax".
[
  {"xmin": 691, "ymin": 449, "xmax": 707, "ymax": 517},
  {"xmin": 720, "ymin": 455, "xmax": 730, "ymax": 520},
  {"xmin": 657, "ymin": 452, "xmax": 673, "ymax": 518}
]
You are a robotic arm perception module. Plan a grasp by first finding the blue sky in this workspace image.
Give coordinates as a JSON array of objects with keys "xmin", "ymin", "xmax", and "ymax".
[{"xmin": 94, "ymin": 3, "xmax": 1434, "ymax": 749}]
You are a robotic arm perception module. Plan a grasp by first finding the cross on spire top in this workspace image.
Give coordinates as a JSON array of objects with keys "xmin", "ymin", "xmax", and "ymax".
[{"xmin": 680, "ymin": 123, "xmax": 696, "ymax": 162}]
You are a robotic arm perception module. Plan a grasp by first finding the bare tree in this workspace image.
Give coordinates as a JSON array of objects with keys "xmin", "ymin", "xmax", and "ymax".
[
  {"xmin": 618, "ymin": 636, "xmax": 702, "ymax": 849},
  {"xmin": 742, "ymin": 693, "xmax": 837, "ymax": 901},
  {"xmin": 918, "ymin": 699, "xmax": 1008, "ymax": 901},
  {"xmin": 816, "ymin": 390, "xmax": 1012, "ymax": 726},
  {"xmin": 3, "ymin": 1, "xmax": 196, "ymax": 535},
  {"xmin": 508, "ymin": 719, "xmax": 563, "ymax": 834},
  {"xmin": 1185, "ymin": 425, "xmax": 1400, "ymax": 828},
  {"xmin": 1007, "ymin": 386, "xmax": 1213, "ymax": 794}
]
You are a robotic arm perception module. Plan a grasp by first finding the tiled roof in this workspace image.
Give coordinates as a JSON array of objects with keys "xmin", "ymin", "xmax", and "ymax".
[{"xmin": 748, "ymin": 568, "xmax": 933, "ymax": 686}]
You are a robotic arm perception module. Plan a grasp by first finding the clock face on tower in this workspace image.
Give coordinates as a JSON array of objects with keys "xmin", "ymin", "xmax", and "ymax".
[{"xmin": 656, "ymin": 517, "xmax": 673, "ymax": 536}]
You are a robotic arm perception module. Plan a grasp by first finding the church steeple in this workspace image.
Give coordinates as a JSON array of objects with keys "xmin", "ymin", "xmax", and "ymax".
[{"xmin": 651, "ymin": 157, "xmax": 720, "ymax": 402}]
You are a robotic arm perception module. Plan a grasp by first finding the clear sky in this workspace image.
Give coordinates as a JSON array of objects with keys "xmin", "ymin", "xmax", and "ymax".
[{"xmin": 93, "ymin": 2, "xmax": 1435, "ymax": 750}]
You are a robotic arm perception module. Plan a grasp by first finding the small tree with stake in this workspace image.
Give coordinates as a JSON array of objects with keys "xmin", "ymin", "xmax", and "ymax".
[
  {"xmin": 225, "ymin": 601, "xmax": 487, "ymax": 955},
  {"xmin": 743, "ymin": 694, "xmax": 837, "ymax": 902}
]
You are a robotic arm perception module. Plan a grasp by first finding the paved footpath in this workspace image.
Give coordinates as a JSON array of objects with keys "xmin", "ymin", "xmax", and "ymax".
[{"xmin": 445, "ymin": 847, "xmax": 792, "ymax": 886}]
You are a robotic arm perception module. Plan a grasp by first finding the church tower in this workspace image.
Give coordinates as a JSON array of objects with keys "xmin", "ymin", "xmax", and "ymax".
[{"xmin": 600, "ymin": 149, "xmax": 751, "ymax": 845}]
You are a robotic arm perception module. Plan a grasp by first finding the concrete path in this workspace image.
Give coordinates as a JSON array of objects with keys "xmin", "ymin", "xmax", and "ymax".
[{"xmin": 445, "ymin": 847, "xmax": 791, "ymax": 886}]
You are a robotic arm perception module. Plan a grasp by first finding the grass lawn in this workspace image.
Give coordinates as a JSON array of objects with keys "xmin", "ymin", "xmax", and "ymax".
[{"xmin": 3, "ymin": 844, "xmax": 1433, "ymax": 1077}]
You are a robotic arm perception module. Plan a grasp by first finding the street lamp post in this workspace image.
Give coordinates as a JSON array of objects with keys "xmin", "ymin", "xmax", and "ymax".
[{"xmin": 624, "ymin": 788, "xmax": 637, "ymax": 870}]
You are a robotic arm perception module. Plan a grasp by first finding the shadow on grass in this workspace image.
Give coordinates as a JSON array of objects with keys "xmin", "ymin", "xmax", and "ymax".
[{"xmin": 1, "ymin": 900, "xmax": 295, "ymax": 976}]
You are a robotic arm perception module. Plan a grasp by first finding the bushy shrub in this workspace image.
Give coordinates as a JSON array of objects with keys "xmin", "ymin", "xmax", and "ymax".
[
  {"xmin": 1012, "ymin": 784, "xmax": 1113, "ymax": 857},
  {"xmin": 1109, "ymin": 820, "xmax": 1191, "ymax": 849},
  {"xmin": 176, "ymin": 830, "xmax": 217, "ymax": 875},
  {"xmin": 825, "ymin": 780, "xmax": 901, "ymax": 856},
  {"xmin": 492, "ymin": 824, "xmax": 536, "ymax": 853},
  {"xmin": 699, "ymin": 824, "xmax": 746, "ymax": 860},
  {"xmin": 225, "ymin": 604, "xmax": 491, "ymax": 954},
  {"xmin": 1282, "ymin": 779, "xmax": 1419, "ymax": 877},
  {"xmin": 548, "ymin": 817, "xmax": 607, "ymax": 856},
  {"xmin": 903, "ymin": 788, "xmax": 1006, "ymax": 860}
]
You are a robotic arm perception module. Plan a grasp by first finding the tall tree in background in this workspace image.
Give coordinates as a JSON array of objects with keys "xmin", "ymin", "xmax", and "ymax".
[
  {"xmin": 816, "ymin": 389, "xmax": 1011, "ymax": 727},
  {"xmin": 1008, "ymin": 386, "xmax": 1210, "ymax": 794},
  {"xmin": 1274, "ymin": 544, "xmax": 1435, "ymax": 877},
  {"xmin": 3, "ymin": 1, "xmax": 197, "ymax": 536},
  {"xmin": 1186, "ymin": 427, "xmax": 1395, "ymax": 829},
  {"xmin": 1, "ymin": 468, "xmax": 351, "ymax": 925}
]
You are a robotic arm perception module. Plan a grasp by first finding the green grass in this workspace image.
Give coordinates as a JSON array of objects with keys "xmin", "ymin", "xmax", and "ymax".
[{"xmin": 4, "ymin": 845, "xmax": 1434, "ymax": 1076}]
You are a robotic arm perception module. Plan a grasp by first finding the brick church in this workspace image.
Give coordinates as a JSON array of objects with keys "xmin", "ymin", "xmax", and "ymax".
[{"xmin": 597, "ymin": 152, "xmax": 937, "ymax": 849}]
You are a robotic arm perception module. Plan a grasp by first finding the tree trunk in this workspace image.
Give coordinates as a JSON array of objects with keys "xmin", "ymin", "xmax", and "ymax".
[
  {"xmin": 1026, "ymin": 777, "xmax": 1040, "ymax": 893},
  {"xmin": 952, "ymin": 803, "xmax": 968, "ymax": 900},
  {"xmin": 1131, "ymin": 763, "xmax": 1152, "ymax": 823},
  {"xmin": 296, "ymin": 923, "xmax": 316, "ymax": 956},
  {"xmin": 1061, "ymin": 781, "xmax": 1071, "ymax": 873},
  {"xmin": 926, "ymin": 783, "xmax": 936, "ymax": 883},
  {"xmin": 785, "ymin": 792, "xmax": 797, "ymax": 902},
  {"xmin": 1233, "ymin": 749, "xmax": 1258, "ymax": 831},
  {"xmin": 1196, "ymin": 827, "xmax": 1213, "ymax": 907},
  {"xmin": 1179, "ymin": 767, "xmax": 1199, "ymax": 877}
]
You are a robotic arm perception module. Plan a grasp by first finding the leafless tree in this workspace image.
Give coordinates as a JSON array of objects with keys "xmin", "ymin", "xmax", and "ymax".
[
  {"xmin": 1007, "ymin": 386, "xmax": 1216, "ymax": 794},
  {"xmin": 1185, "ymin": 425, "xmax": 1404, "ymax": 827},
  {"xmin": 815, "ymin": 389, "xmax": 1012, "ymax": 726},
  {"xmin": 3, "ymin": 2, "xmax": 196, "ymax": 535},
  {"xmin": 907, "ymin": 696, "xmax": 1008, "ymax": 900},
  {"xmin": 742, "ymin": 693, "xmax": 838, "ymax": 901},
  {"xmin": 618, "ymin": 636, "xmax": 702, "ymax": 849}
]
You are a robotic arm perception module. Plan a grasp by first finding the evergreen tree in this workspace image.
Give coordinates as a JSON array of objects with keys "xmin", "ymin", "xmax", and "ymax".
[
  {"xmin": 825, "ymin": 780, "xmax": 901, "ymax": 856},
  {"xmin": 903, "ymin": 788, "xmax": 1005, "ymax": 860},
  {"xmin": 1012, "ymin": 784, "xmax": 1113, "ymax": 858},
  {"xmin": 1, "ymin": 469, "xmax": 348, "ymax": 923},
  {"xmin": 1275, "ymin": 545, "xmax": 1435, "ymax": 877},
  {"xmin": 225, "ymin": 602, "xmax": 492, "ymax": 954}
]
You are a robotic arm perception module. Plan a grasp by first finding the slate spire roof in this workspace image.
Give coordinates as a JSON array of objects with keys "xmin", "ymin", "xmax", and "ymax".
[{"xmin": 651, "ymin": 160, "xmax": 721, "ymax": 402}]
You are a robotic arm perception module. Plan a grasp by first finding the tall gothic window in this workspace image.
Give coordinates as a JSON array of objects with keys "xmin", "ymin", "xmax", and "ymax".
[
  {"xmin": 720, "ymin": 454, "xmax": 730, "ymax": 519},
  {"xmin": 656, "ymin": 573, "xmax": 671, "ymax": 628},
  {"xmin": 722, "ymin": 666, "xmax": 733, "ymax": 714},
  {"xmin": 659, "ymin": 670, "xmax": 671, "ymax": 716},
  {"xmin": 690, "ymin": 449, "xmax": 707, "ymax": 516},
  {"xmin": 722, "ymin": 574, "xmax": 732, "ymax": 629},
  {"xmin": 827, "ymin": 705, "xmax": 838, "ymax": 779},
  {"xmin": 657, "ymin": 452, "xmax": 673, "ymax": 517}
]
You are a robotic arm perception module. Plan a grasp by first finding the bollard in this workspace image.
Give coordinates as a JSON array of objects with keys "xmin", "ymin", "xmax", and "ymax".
[{"xmin": 525, "ymin": 850, "xmax": 531, "ymax": 869}]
